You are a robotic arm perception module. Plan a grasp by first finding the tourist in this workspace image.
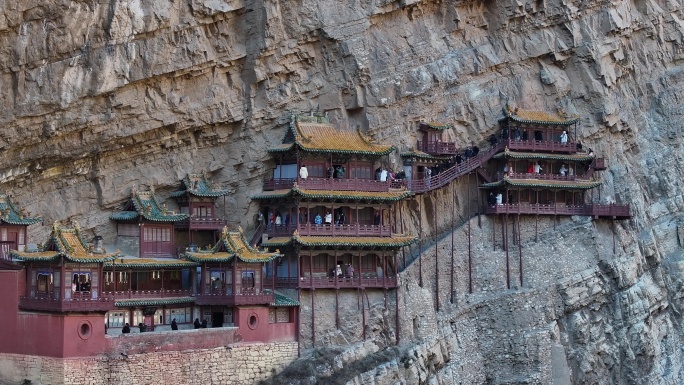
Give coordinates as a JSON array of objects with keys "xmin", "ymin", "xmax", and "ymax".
[
  {"xmin": 560, "ymin": 130, "xmax": 568, "ymax": 144},
  {"xmin": 568, "ymin": 165, "xmax": 574, "ymax": 177},
  {"xmin": 194, "ymin": 318, "xmax": 201, "ymax": 329},
  {"xmin": 455, "ymin": 154, "xmax": 463, "ymax": 164},
  {"xmin": 488, "ymin": 192, "xmax": 495, "ymax": 205},
  {"xmin": 338, "ymin": 212, "xmax": 345, "ymax": 225},
  {"xmin": 138, "ymin": 323, "xmax": 147, "ymax": 333},
  {"xmin": 327, "ymin": 166, "xmax": 334, "ymax": 178},
  {"xmin": 513, "ymin": 127, "xmax": 521, "ymax": 141},
  {"xmin": 257, "ymin": 211, "xmax": 264, "ymax": 226},
  {"xmin": 171, "ymin": 319, "xmax": 178, "ymax": 331},
  {"xmin": 380, "ymin": 168, "xmax": 388, "ymax": 182},
  {"xmin": 374, "ymin": 211, "xmax": 381, "ymax": 225},
  {"xmin": 122, "ymin": 323, "xmax": 131, "ymax": 334},
  {"xmin": 588, "ymin": 148, "xmax": 595, "ymax": 157},
  {"xmin": 337, "ymin": 166, "xmax": 345, "ymax": 179},
  {"xmin": 314, "ymin": 213, "xmax": 322, "ymax": 225},
  {"xmin": 489, "ymin": 134, "xmax": 498, "ymax": 146},
  {"xmin": 425, "ymin": 167, "xmax": 431, "ymax": 189},
  {"xmin": 527, "ymin": 163, "xmax": 534, "ymax": 173},
  {"xmin": 346, "ymin": 263, "xmax": 354, "ymax": 278},
  {"xmin": 472, "ymin": 145, "xmax": 480, "ymax": 156},
  {"xmin": 335, "ymin": 264, "xmax": 343, "ymax": 278},
  {"xmin": 533, "ymin": 162, "xmax": 542, "ymax": 174},
  {"xmin": 576, "ymin": 142, "xmax": 583, "ymax": 151},
  {"xmin": 324, "ymin": 211, "xmax": 332, "ymax": 225},
  {"xmin": 269, "ymin": 212, "xmax": 275, "ymax": 224},
  {"xmin": 501, "ymin": 126, "xmax": 509, "ymax": 140},
  {"xmin": 559, "ymin": 164, "xmax": 567, "ymax": 176},
  {"xmin": 299, "ymin": 164, "xmax": 308, "ymax": 179},
  {"xmin": 275, "ymin": 213, "xmax": 282, "ymax": 225},
  {"xmin": 496, "ymin": 193, "xmax": 503, "ymax": 205},
  {"xmin": 201, "ymin": 318, "xmax": 208, "ymax": 328},
  {"xmin": 375, "ymin": 167, "xmax": 382, "ymax": 180}
]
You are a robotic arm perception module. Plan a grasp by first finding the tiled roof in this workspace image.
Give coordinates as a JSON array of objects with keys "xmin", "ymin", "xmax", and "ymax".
[
  {"xmin": 185, "ymin": 227, "xmax": 281, "ymax": 263},
  {"xmin": 268, "ymin": 114, "xmax": 395, "ymax": 156},
  {"xmin": 262, "ymin": 233, "xmax": 417, "ymax": 249},
  {"xmin": 10, "ymin": 222, "xmax": 121, "ymax": 263},
  {"xmin": 170, "ymin": 173, "xmax": 229, "ymax": 198},
  {"xmin": 0, "ymin": 194, "xmax": 42, "ymax": 226},
  {"xmin": 493, "ymin": 151, "xmax": 595, "ymax": 162},
  {"xmin": 115, "ymin": 297, "xmax": 195, "ymax": 307},
  {"xmin": 420, "ymin": 122, "xmax": 452, "ymax": 130},
  {"xmin": 106, "ymin": 258, "xmax": 198, "ymax": 269},
  {"xmin": 501, "ymin": 106, "xmax": 579, "ymax": 125},
  {"xmin": 271, "ymin": 291, "xmax": 299, "ymax": 307},
  {"xmin": 251, "ymin": 187, "xmax": 413, "ymax": 202},
  {"xmin": 111, "ymin": 189, "xmax": 189, "ymax": 222},
  {"xmin": 400, "ymin": 150, "xmax": 452, "ymax": 161},
  {"xmin": 481, "ymin": 177, "xmax": 602, "ymax": 190}
]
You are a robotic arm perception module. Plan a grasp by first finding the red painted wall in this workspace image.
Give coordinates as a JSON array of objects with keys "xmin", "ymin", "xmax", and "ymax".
[
  {"xmin": 106, "ymin": 327, "xmax": 240, "ymax": 354},
  {"xmin": 234, "ymin": 306, "xmax": 297, "ymax": 343},
  {"xmin": 0, "ymin": 270, "xmax": 21, "ymax": 354}
]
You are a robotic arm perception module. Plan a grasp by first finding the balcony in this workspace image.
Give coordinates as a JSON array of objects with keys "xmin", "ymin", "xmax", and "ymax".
[
  {"xmin": 501, "ymin": 172, "xmax": 587, "ymax": 182},
  {"xmin": 298, "ymin": 275, "xmax": 397, "ymax": 289},
  {"xmin": 484, "ymin": 203, "xmax": 631, "ymax": 219},
  {"xmin": 593, "ymin": 157, "xmax": 607, "ymax": 170},
  {"xmin": 263, "ymin": 177, "xmax": 391, "ymax": 192},
  {"xmin": 101, "ymin": 289, "xmax": 193, "ymax": 300},
  {"xmin": 504, "ymin": 139, "xmax": 577, "ymax": 153},
  {"xmin": 417, "ymin": 140, "xmax": 457, "ymax": 155},
  {"xmin": 265, "ymin": 223, "xmax": 393, "ymax": 238},
  {"xmin": 194, "ymin": 291, "xmax": 274, "ymax": 306},
  {"xmin": 19, "ymin": 296, "xmax": 113, "ymax": 312},
  {"xmin": 174, "ymin": 217, "xmax": 226, "ymax": 231}
]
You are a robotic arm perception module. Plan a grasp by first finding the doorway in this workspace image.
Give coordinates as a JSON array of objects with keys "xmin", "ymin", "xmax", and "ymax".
[{"xmin": 212, "ymin": 312, "xmax": 223, "ymax": 328}]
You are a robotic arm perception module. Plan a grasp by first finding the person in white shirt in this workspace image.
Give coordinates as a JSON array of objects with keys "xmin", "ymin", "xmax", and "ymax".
[
  {"xmin": 559, "ymin": 164, "xmax": 567, "ymax": 176},
  {"xmin": 380, "ymin": 168, "xmax": 388, "ymax": 182},
  {"xmin": 533, "ymin": 162, "xmax": 542, "ymax": 174},
  {"xmin": 299, "ymin": 165, "xmax": 308, "ymax": 179},
  {"xmin": 324, "ymin": 211, "xmax": 332, "ymax": 224},
  {"xmin": 568, "ymin": 165, "xmax": 574, "ymax": 177},
  {"xmin": 496, "ymin": 193, "xmax": 503, "ymax": 205},
  {"xmin": 560, "ymin": 131, "xmax": 568, "ymax": 144}
]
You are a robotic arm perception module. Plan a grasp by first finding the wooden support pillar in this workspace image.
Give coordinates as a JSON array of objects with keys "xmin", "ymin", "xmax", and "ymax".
[
  {"xmin": 419, "ymin": 196, "xmax": 423, "ymax": 288},
  {"xmin": 361, "ymin": 289, "xmax": 366, "ymax": 340},
  {"xmin": 518, "ymin": 215, "xmax": 523, "ymax": 287},
  {"xmin": 400, "ymin": 203, "xmax": 406, "ymax": 269},
  {"xmin": 311, "ymin": 289, "xmax": 316, "ymax": 345},
  {"xmin": 450, "ymin": 181, "xmax": 455, "ymax": 304},
  {"xmin": 434, "ymin": 199, "xmax": 439, "ymax": 311},
  {"xmin": 335, "ymin": 289, "xmax": 340, "ymax": 329},
  {"xmin": 395, "ymin": 285, "xmax": 400, "ymax": 345},
  {"xmin": 505, "ymin": 214, "xmax": 510, "ymax": 290}
]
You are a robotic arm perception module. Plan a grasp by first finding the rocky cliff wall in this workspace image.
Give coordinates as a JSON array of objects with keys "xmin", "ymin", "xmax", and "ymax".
[{"xmin": 3, "ymin": 0, "xmax": 684, "ymax": 384}]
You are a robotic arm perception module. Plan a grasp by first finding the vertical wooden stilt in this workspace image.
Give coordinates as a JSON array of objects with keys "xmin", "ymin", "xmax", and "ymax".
[
  {"xmin": 505, "ymin": 214, "xmax": 510, "ymax": 290},
  {"xmin": 419, "ymin": 196, "xmax": 423, "ymax": 288},
  {"xmin": 335, "ymin": 289, "xmax": 340, "ymax": 329},
  {"xmin": 434, "ymin": 199, "xmax": 439, "ymax": 311},
  {"xmin": 451, "ymin": 181, "xmax": 455, "ymax": 304},
  {"xmin": 311, "ymin": 289, "xmax": 316, "ymax": 346},
  {"xmin": 400, "ymin": 203, "xmax": 406, "ymax": 269},
  {"xmin": 395, "ymin": 287, "xmax": 400, "ymax": 345},
  {"xmin": 613, "ymin": 219, "xmax": 616, "ymax": 255},
  {"xmin": 518, "ymin": 214, "xmax": 523, "ymax": 287}
]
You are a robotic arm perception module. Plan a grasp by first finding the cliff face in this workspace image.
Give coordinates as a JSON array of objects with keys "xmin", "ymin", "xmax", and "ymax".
[{"xmin": 3, "ymin": 0, "xmax": 684, "ymax": 383}]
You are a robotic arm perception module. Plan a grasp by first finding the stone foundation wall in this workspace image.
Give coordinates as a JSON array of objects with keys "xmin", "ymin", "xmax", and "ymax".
[{"xmin": 0, "ymin": 342, "xmax": 298, "ymax": 385}]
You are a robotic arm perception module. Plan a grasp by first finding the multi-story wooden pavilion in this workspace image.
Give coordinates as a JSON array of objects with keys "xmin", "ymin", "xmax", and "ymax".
[
  {"xmin": 0, "ymin": 193, "xmax": 42, "ymax": 260},
  {"xmin": 253, "ymin": 112, "xmax": 417, "ymax": 343},
  {"xmin": 480, "ymin": 106, "xmax": 630, "ymax": 219},
  {"xmin": 170, "ymin": 173, "xmax": 229, "ymax": 248},
  {"xmin": 111, "ymin": 188, "xmax": 189, "ymax": 258},
  {"xmin": 416, "ymin": 122, "xmax": 457, "ymax": 155},
  {"xmin": 184, "ymin": 227, "xmax": 298, "ymax": 342}
]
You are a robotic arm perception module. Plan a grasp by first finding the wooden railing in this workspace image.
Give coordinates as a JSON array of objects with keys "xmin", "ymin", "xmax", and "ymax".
[
  {"xmin": 101, "ymin": 289, "xmax": 192, "ymax": 300},
  {"xmin": 174, "ymin": 217, "xmax": 227, "ymax": 230},
  {"xmin": 483, "ymin": 203, "xmax": 631, "ymax": 218},
  {"xmin": 265, "ymin": 223, "xmax": 392, "ymax": 237},
  {"xmin": 298, "ymin": 275, "xmax": 397, "ymax": 289},
  {"xmin": 501, "ymin": 172, "xmax": 587, "ymax": 181},
  {"xmin": 19, "ymin": 296, "xmax": 113, "ymax": 312},
  {"xmin": 417, "ymin": 140, "xmax": 458, "ymax": 155},
  {"xmin": 249, "ymin": 222, "xmax": 266, "ymax": 246},
  {"xmin": 263, "ymin": 177, "xmax": 392, "ymax": 192},
  {"xmin": 504, "ymin": 139, "xmax": 577, "ymax": 153}
]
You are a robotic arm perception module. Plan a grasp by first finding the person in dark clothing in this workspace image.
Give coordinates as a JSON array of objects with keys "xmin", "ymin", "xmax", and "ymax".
[
  {"xmin": 489, "ymin": 134, "xmax": 498, "ymax": 146},
  {"xmin": 201, "ymin": 318, "xmax": 208, "ymax": 328},
  {"xmin": 522, "ymin": 130, "xmax": 528, "ymax": 141},
  {"xmin": 501, "ymin": 126, "xmax": 509, "ymax": 140},
  {"xmin": 122, "ymin": 323, "xmax": 131, "ymax": 334},
  {"xmin": 512, "ymin": 127, "xmax": 521, "ymax": 141},
  {"xmin": 374, "ymin": 211, "xmax": 381, "ymax": 225},
  {"xmin": 464, "ymin": 147, "xmax": 473, "ymax": 159},
  {"xmin": 455, "ymin": 154, "xmax": 463, "ymax": 164},
  {"xmin": 138, "ymin": 323, "xmax": 147, "ymax": 333},
  {"xmin": 576, "ymin": 142, "xmax": 583, "ymax": 151},
  {"xmin": 194, "ymin": 318, "xmax": 201, "ymax": 329},
  {"xmin": 171, "ymin": 319, "xmax": 178, "ymax": 330},
  {"xmin": 472, "ymin": 146, "xmax": 480, "ymax": 156}
]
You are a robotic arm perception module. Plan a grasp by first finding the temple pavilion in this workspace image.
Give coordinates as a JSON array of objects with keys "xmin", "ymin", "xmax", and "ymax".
[
  {"xmin": 479, "ymin": 106, "xmax": 630, "ymax": 219},
  {"xmin": 0, "ymin": 193, "xmax": 42, "ymax": 262}
]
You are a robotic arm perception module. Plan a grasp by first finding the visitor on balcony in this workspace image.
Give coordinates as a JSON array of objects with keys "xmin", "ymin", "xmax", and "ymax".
[
  {"xmin": 576, "ymin": 142, "xmax": 583, "ymax": 151},
  {"xmin": 501, "ymin": 126, "xmax": 509, "ymax": 140},
  {"xmin": 275, "ymin": 213, "xmax": 282, "ymax": 225},
  {"xmin": 380, "ymin": 168, "xmax": 388, "ymax": 182},
  {"xmin": 257, "ymin": 211, "xmax": 264, "ymax": 226},
  {"xmin": 345, "ymin": 263, "xmax": 354, "ymax": 279},
  {"xmin": 269, "ymin": 212, "xmax": 275, "ymax": 224},
  {"xmin": 560, "ymin": 131, "xmax": 568, "ymax": 144},
  {"xmin": 527, "ymin": 163, "xmax": 534, "ymax": 173},
  {"xmin": 472, "ymin": 144, "xmax": 480, "ymax": 156},
  {"xmin": 568, "ymin": 165, "xmax": 574, "ymax": 177},
  {"xmin": 496, "ymin": 193, "xmax": 503, "ymax": 205},
  {"xmin": 324, "ymin": 211, "xmax": 332, "ymax": 225},
  {"xmin": 533, "ymin": 162, "xmax": 542, "ymax": 174},
  {"xmin": 337, "ymin": 166, "xmax": 346, "ymax": 178},
  {"xmin": 171, "ymin": 319, "xmax": 178, "ymax": 331},
  {"xmin": 488, "ymin": 192, "xmax": 495, "ymax": 206},
  {"xmin": 374, "ymin": 211, "xmax": 381, "ymax": 225},
  {"xmin": 284, "ymin": 213, "xmax": 290, "ymax": 225},
  {"xmin": 314, "ymin": 213, "xmax": 322, "ymax": 225},
  {"xmin": 559, "ymin": 164, "xmax": 567, "ymax": 176},
  {"xmin": 375, "ymin": 167, "xmax": 382, "ymax": 180},
  {"xmin": 335, "ymin": 264, "xmax": 343, "ymax": 278},
  {"xmin": 299, "ymin": 164, "xmax": 308, "ymax": 179},
  {"xmin": 327, "ymin": 166, "xmax": 335, "ymax": 178},
  {"xmin": 464, "ymin": 146, "xmax": 473, "ymax": 159},
  {"xmin": 513, "ymin": 127, "xmax": 521, "ymax": 141},
  {"xmin": 122, "ymin": 323, "xmax": 131, "ymax": 334},
  {"xmin": 201, "ymin": 318, "xmax": 208, "ymax": 328},
  {"xmin": 194, "ymin": 318, "xmax": 201, "ymax": 329}
]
